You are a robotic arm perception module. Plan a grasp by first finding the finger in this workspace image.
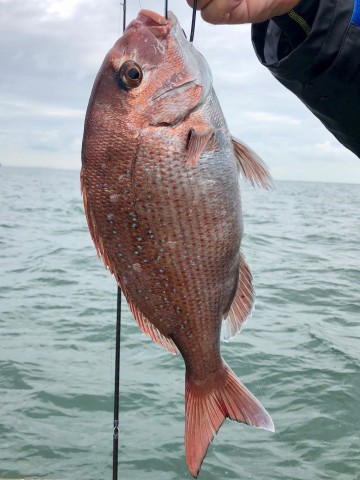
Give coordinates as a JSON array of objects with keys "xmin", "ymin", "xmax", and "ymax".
[
  {"xmin": 199, "ymin": 0, "xmax": 245, "ymax": 25},
  {"xmin": 224, "ymin": 2, "xmax": 251, "ymax": 24},
  {"xmin": 186, "ymin": 0, "xmax": 213, "ymax": 10}
]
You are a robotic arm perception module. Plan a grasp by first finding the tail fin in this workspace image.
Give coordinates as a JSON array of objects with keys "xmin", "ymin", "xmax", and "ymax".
[{"xmin": 185, "ymin": 362, "xmax": 274, "ymax": 478}]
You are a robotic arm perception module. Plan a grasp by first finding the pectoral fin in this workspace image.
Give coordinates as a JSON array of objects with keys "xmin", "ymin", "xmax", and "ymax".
[
  {"xmin": 187, "ymin": 126, "xmax": 214, "ymax": 167},
  {"xmin": 232, "ymin": 136, "xmax": 274, "ymax": 189}
]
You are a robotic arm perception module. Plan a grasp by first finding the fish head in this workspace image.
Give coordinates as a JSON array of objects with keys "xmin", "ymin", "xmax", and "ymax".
[{"xmin": 87, "ymin": 10, "xmax": 212, "ymax": 129}]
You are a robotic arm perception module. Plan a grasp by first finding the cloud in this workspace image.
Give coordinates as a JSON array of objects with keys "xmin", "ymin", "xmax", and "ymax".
[
  {"xmin": 44, "ymin": 0, "xmax": 88, "ymax": 19},
  {"xmin": 0, "ymin": 98, "xmax": 84, "ymax": 119},
  {"xmin": 243, "ymin": 111, "xmax": 302, "ymax": 125},
  {"xmin": 0, "ymin": 0, "xmax": 358, "ymax": 182}
]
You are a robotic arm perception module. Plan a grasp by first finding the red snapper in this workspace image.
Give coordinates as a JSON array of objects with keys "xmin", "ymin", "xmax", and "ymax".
[{"xmin": 81, "ymin": 9, "xmax": 274, "ymax": 477}]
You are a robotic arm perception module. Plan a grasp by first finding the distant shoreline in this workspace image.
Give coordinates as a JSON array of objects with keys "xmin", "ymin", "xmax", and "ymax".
[{"xmin": 1, "ymin": 165, "xmax": 360, "ymax": 186}]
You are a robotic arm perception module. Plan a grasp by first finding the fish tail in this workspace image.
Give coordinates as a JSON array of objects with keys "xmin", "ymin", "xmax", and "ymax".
[{"xmin": 185, "ymin": 361, "xmax": 274, "ymax": 478}]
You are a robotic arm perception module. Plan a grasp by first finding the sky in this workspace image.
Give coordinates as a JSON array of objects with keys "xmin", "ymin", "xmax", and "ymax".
[{"xmin": 1, "ymin": 0, "xmax": 359, "ymax": 183}]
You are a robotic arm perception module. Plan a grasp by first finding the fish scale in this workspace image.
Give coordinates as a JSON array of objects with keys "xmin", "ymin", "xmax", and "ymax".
[
  {"xmin": 129, "ymin": 145, "xmax": 222, "ymax": 332},
  {"xmin": 81, "ymin": 9, "xmax": 274, "ymax": 478}
]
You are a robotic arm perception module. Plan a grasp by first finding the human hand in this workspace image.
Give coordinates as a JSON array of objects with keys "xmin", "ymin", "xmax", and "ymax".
[{"xmin": 186, "ymin": 0, "xmax": 301, "ymax": 24}]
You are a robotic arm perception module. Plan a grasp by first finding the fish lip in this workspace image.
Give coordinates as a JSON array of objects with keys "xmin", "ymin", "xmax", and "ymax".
[
  {"xmin": 135, "ymin": 9, "xmax": 172, "ymax": 38},
  {"xmin": 138, "ymin": 9, "xmax": 169, "ymax": 26}
]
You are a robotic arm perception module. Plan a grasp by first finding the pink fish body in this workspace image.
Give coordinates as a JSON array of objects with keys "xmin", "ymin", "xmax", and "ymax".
[{"xmin": 81, "ymin": 10, "xmax": 274, "ymax": 477}]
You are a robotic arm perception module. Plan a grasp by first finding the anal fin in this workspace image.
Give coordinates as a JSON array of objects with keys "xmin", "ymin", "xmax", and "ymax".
[
  {"xmin": 222, "ymin": 252, "xmax": 254, "ymax": 340},
  {"xmin": 232, "ymin": 136, "xmax": 274, "ymax": 189},
  {"xmin": 122, "ymin": 286, "xmax": 177, "ymax": 355}
]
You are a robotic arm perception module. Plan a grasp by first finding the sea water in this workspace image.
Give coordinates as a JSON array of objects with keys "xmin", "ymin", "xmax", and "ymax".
[{"xmin": 0, "ymin": 167, "xmax": 359, "ymax": 480}]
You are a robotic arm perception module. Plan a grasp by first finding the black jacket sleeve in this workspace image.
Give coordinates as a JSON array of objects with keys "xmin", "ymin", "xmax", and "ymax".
[{"xmin": 251, "ymin": 0, "xmax": 360, "ymax": 158}]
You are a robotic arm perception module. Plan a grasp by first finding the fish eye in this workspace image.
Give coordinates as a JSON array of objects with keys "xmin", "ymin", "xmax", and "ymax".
[{"xmin": 118, "ymin": 60, "xmax": 143, "ymax": 90}]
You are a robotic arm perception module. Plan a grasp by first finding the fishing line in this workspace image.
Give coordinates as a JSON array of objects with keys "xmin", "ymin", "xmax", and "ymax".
[
  {"xmin": 189, "ymin": 0, "xmax": 198, "ymax": 42},
  {"xmin": 122, "ymin": 0, "xmax": 127, "ymax": 34}
]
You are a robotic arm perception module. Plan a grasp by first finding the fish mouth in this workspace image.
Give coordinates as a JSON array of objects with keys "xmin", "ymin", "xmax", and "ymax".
[{"xmin": 136, "ymin": 9, "xmax": 171, "ymax": 38}]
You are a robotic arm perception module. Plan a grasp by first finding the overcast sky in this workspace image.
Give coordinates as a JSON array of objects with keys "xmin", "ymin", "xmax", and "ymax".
[{"xmin": 1, "ymin": 0, "xmax": 359, "ymax": 183}]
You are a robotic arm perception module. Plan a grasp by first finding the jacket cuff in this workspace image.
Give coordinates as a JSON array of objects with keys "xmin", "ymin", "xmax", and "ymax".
[
  {"xmin": 270, "ymin": 0, "xmax": 319, "ymax": 57},
  {"xmin": 272, "ymin": 0, "xmax": 319, "ymax": 32},
  {"xmin": 251, "ymin": 0, "xmax": 353, "ymax": 83},
  {"xmin": 251, "ymin": 0, "xmax": 360, "ymax": 157}
]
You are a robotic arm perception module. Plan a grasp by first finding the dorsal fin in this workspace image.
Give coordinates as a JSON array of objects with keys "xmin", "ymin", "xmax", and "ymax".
[
  {"xmin": 232, "ymin": 136, "xmax": 274, "ymax": 189},
  {"xmin": 222, "ymin": 252, "xmax": 254, "ymax": 341}
]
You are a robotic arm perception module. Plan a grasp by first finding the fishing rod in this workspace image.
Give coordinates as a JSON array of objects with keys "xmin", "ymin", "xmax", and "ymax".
[
  {"xmin": 113, "ymin": 285, "xmax": 121, "ymax": 480},
  {"xmin": 112, "ymin": 1, "xmax": 125, "ymax": 477},
  {"xmin": 112, "ymin": 1, "xmax": 198, "ymax": 478}
]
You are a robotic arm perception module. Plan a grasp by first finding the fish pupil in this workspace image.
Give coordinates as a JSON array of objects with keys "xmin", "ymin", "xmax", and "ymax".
[{"xmin": 128, "ymin": 68, "xmax": 140, "ymax": 80}]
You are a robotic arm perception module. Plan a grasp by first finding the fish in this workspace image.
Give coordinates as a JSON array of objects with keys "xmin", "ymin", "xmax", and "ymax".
[{"xmin": 81, "ymin": 9, "xmax": 274, "ymax": 477}]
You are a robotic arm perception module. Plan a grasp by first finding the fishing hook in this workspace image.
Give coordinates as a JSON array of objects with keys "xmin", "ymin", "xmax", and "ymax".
[
  {"xmin": 122, "ymin": 0, "xmax": 197, "ymax": 42},
  {"xmin": 165, "ymin": 0, "xmax": 198, "ymax": 42}
]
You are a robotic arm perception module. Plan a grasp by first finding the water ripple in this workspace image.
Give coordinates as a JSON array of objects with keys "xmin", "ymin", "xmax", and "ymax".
[{"xmin": 0, "ymin": 168, "xmax": 359, "ymax": 479}]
